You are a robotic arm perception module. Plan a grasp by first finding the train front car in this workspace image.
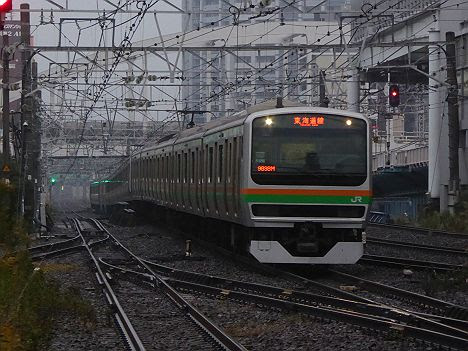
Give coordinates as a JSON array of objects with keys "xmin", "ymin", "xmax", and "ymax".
[{"xmin": 244, "ymin": 108, "xmax": 371, "ymax": 264}]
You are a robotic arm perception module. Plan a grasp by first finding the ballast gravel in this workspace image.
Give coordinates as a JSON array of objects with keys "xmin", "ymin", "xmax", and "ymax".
[
  {"xmin": 41, "ymin": 253, "xmax": 125, "ymax": 351},
  {"xmin": 184, "ymin": 294, "xmax": 429, "ymax": 351}
]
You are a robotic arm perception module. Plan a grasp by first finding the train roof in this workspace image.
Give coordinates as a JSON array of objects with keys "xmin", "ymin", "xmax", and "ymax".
[{"xmin": 154, "ymin": 99, "xmax": 305, "ymax": 147}]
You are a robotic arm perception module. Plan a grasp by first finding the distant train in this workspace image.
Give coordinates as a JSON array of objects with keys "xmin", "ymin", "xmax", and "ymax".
[{"xmin": 91, "ymin": 100, "xmax": 371, "ymax": 264}]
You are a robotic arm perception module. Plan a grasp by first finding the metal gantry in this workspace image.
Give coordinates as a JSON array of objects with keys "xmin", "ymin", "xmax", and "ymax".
[{"xmin": 3, "ymin": 0, "xmax": 464, "ymax": 224}]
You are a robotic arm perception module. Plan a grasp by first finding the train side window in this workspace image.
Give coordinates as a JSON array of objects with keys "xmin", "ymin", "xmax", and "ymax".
[
  {"xmin": 191, "ymin": 151, "xmax": 195, "ymax": 183},
  {"xmin": 177, "ymin": 153, "xmax": 181, "ymax": 183},
  {"xmin": 159, "ymin": 155, "xmax": 162, "ymax": 180},
  {"xmin": 156, "ymin": 157, "xmax": 159, "ymax": 180},
  {"xmin": 208, "ymin": 146, "xmax": 214, "ymax": 184},
  {"xmin": 218, "ymin": 144, "xmax": 223, "ymax": 183},
  {"xmin": 184, "ymin": 152, "xmax": 188, "ymax": 183}
]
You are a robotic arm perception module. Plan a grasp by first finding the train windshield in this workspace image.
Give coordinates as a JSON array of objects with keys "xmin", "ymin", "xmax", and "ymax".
[{"xmin": 251, "ymin": 114, "xmax": 367, "ymax": 186}]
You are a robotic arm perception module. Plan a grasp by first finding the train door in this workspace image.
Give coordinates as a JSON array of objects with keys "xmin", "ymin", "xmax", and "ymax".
[
  {"xmin": 202, "ymin": 145, "xmax": 207, "ymax": 214},
  {"xmin": 232, "ymin": 137, "xmax": 239, "ymax": 217},
  {"xmin": 169, "ymin": 152, "xmax": 174, "ymax": 206},
  {"xmin": 183, "ymin": 151, "xmax": 188, "ymax": 209},
  {"xmin": 151, "ymin": 157, "xmax": 154, "ymax": 199},
  {"xmin": 177, "ymin": 151, "xmax": 182, "ymax": 207},
  {"xmin": 215, "ymin": 142, "xmax": 226, "ymax": 217},
  {"xmin": 235, "ymin": 136, "xmax": 243, "ymax": 216},
  {"xmin": 222, "ymin": 139, "xmax": 228, "ymax": 217},
  {"xmin": 209, "ymin": 144, "xmax": 216, "ymax": 215},
  {"xmin": 154, "ymin": 156, "xmax": 159, "ymax": 200},
  {"xmin": 187, "ymin": 150, "xmax": 193, "ymax": 211},
  {"xmin": 162, "ymin": 154, "xmax": 167, "ymax": 204},
  {"xmin": 196, "ymin": 147, "xmax": 202, "ymax": 215}
]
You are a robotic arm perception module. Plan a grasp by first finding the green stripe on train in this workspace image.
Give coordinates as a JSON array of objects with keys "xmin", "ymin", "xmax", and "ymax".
[{"xmin": 242, "ymin": 194, "xmax": 372, "ymax": 204}]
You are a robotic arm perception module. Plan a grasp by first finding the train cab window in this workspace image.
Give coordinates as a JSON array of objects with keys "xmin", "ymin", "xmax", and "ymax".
[
  {"xmin": 218, "ymin": 144, "xmax": 223, "ymax": 183},
  {"xmin": 208, "ymin": 146, "xmax": 214, "ymax": 183},
  {"xmin": 251, "ymin": 114, "xmax": 367, "ymax": 186}
]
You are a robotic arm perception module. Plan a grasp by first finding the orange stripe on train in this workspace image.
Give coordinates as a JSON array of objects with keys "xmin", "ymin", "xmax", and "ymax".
[{"xmin": 241, "ymin": 189, "xmax": 372, "ymax": 196}]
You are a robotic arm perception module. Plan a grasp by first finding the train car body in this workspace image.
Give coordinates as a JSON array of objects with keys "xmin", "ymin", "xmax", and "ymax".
[{"xmin": 91, "ymin": 102, "xmax": 371, "ymax": 265}]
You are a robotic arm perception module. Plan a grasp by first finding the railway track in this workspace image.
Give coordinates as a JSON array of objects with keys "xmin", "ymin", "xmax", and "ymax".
[
  {"xmin": 368, "ymin": 223, "xmax": 468, "ymax": 240},
  {"xmin": 327, "ymin": 270, "xmax": 468, "ymax": 321},
  {"xmin": 91, "ymin": 221, "xmax": 468, "ymax": 350},
  {"xmin": 72, "ymin": 218, "xmax": 145, "ymax": 350},
  {"xmin": 359, "ymin": 254, "xmax": 465, "ymax": 271},
  {"xmin": 366, "ymin": 237, "xmax": 468, "ymax": 255},
  {"xmin": 101, "ymin": 250, "xmax": 468, "ymax": 350},
  {"xmin": 31, "ymin": 217, "xmax": 468, "ymax": 350},
  {"xmin": 79, "ymin": 218, "xmax": 247, "ymax": 351}
]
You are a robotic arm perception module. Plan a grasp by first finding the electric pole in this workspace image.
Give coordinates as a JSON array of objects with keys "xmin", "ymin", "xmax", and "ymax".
[
  {"xmin": 21, "ymin": 3, "xmax": 34, "ymax": 229},
  {"xmin": 446, "ymin": 31, "xmax": 459, "ymax": 212},
  {"xmin": 319, "ymin": 71, "xmax": 329, "ymax": 107},
  {"xmin": 2, "ymin": 34, "xmax": 10, "ymax": 170}
]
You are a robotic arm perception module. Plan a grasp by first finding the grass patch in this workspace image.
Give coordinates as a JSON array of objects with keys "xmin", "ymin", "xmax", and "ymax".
[
  {"xmin": 417, "ymin": 191, "xmax": 468, "ymax": 232},
  {"xmin": 0, "ymin": 182, "xmax": 95, "ymax": 350}
]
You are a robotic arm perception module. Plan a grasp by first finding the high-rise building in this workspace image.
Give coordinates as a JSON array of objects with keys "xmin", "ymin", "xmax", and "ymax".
[{"xmin": 181, "ymin": 0, "xmax": 351, "ymax": 124}]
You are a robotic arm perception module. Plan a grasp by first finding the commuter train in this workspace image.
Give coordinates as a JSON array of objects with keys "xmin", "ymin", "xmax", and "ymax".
[{"xmin": 91, "ymin": 100, "xmax": 372, "ymax": 264}]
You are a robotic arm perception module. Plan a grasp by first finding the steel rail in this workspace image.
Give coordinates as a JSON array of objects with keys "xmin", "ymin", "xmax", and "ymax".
[
  {"xmin": 366, "ymin": 237, "xmax": 468, "ymax": 255},
  {"xmin": 103, "ymin": 257, "xmax": 468, "ymax": 340},
  {"xmin": 30, "ymin": 244, "xmax": 85, "ymax": 260},
  {"xmin": 28, "ymin": 235, "xmax": 82, "ymax": 255},
  {"xmin": 162, "ymin": 223, "xmax": 467, "ymax": 327},
  {"xmin": 167, "ymin": 227, "xmax": 378, "ymax": 305},
  {"xmin": 329, "ymin": 270, "xmax": 468, "ymax": 320},
  {"xmin": 72, "ymin": 219, "xmax": 146, "ymax": 351},
  {"xmin": 360, "ymin": 254, "xmax": 464, "ymax": 271},
  {"xmin": 29, "ymin": 231, "xmax": 111, "ymax": 261},
  {"xmin": 368, "ymin": 223, "xmax": 468, "ymax": 239},
  {"xmin": 101, "ymin": 260, "xmax": 468, "ymax": 351},
  {"xmin": 89, "ymin": 219, "xmax": 247, "ymax": 351}
]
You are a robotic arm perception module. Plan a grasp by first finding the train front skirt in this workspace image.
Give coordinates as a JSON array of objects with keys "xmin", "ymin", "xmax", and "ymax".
[{"xmin": 249, "ymin": 241, "xmax": 363, "ymax": 264}]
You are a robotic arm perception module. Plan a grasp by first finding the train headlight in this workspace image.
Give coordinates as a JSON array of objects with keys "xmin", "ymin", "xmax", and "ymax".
[
  {"xmin": 265, "ymin": 118, "xmax": 273, "ymax": 126},
  {"xmin": 346, "ymin": 119, "xmax": 352, "ymax": 126}
]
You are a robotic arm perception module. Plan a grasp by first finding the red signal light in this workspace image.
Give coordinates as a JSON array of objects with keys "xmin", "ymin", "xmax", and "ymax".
[
  {"xmin": 389, "ymin": 84, "xmax": 400, "ymax": 107},
  {"xmin": 0, "ymin": 0, "xmax": 12, "ymax": 12}
]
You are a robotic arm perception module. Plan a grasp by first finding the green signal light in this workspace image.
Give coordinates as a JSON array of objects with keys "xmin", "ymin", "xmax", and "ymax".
[{"xmin": 50, "ymin": 177, "xmax": 57, "ymax": 184}]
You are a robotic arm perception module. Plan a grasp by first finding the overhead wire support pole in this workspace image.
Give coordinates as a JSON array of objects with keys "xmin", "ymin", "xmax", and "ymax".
[
  {"xmin": 446, "ymin": 31, "xmax": 459, "ymax": 213},
  {"xmin": 20, "ymin": 2, "xmax": 34, "ymax": 230},
  {"xmin": 428, "ymin": 28, "xmax": 442, "ymax": 206},
  {"xmin": 2, "ymin": 34, "xmax": 10, "ymax": 174}
]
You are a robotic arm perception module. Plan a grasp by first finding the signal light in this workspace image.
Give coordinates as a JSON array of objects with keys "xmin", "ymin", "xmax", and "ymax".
[
  {"xmin": 0, "ymin": 0, "xmax": 13, "ymax": 12},
  {"xmin": 389, "ymin": 85, "xmax": 400, "ymax": 107},
  {"xmin": 50, "ymin": 177, "xmax": 57, "ymax": 184}
]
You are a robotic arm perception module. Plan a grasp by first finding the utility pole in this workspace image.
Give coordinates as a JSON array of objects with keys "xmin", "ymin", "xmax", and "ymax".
[
  {"xmin": 428, "ymin": 28, "xmax": 442, "ymax": 208},
  {"xmin": 32, "ymin": 61, "xmax": 42, "ymax": 228},
  {"xmin": 2, "ymin": 34, "xmax": 10, "ymax": 171},
  {"xmin": 319, "ymin": 71, "xmax": 329, "ymax": 107},
  {"xmin": 347, "ymin": 67, "xmax": 360, "ymax": 112},
  {"xmin": 21, "ymin": 3, "xmax": 34, "ymax": 229},
  {"xmin": 446, "ymin": 31, "xmax": 459, "ymax": 213}
]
